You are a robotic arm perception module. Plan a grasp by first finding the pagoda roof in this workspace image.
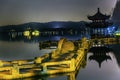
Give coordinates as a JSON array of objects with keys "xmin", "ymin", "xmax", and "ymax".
[{"xmin": 88, "ymin": 8, "xmax": 111, "ymax": 20}]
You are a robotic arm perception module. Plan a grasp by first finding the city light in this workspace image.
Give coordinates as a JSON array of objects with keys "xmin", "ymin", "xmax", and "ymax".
[
  {"xmin": 107, "ymin": 26, "xmax": 116, "ymax": 35},
  {"xmin": 32, "ymin": 30, "xmax": 40, "ymax": 36},
  {"xmin": 114, "ymin": 31, "xmax": 120, "ymax": 36},
  {"xmin": 23, "ymin": 30, "xmax": 30, "ymax": 36}
]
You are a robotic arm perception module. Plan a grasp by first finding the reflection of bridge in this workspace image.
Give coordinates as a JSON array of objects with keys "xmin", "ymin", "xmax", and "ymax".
[{"xmin": 0, "ymin": 37, "xmax": 119, "ymax": 79}]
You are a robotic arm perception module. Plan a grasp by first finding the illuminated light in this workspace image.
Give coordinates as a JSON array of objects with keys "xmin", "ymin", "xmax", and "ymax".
[
  {"xmin": 114, "ymin": 31, "xmax": 120, "ymax": 36},
  {"xmin": 11, "ymin": 33, "xmax": 17, "ymax": 38},
  {"xmin": 115, "ymin": 33, "xmax": 120, "ymax": 36},
  {"xmin": 107, "ymin": 28, "xmax": 111, "ymax": 33},
  {"xmin": 23, "ymin": 31, "xmax": 30, "ymax": 36},
  {"xmin": 32, "ymin": 30, "xmax": 40, "ymax": 36},
  {"xmin": 112, "ymin": 26, "xmax": 115, "ymax": 29}
]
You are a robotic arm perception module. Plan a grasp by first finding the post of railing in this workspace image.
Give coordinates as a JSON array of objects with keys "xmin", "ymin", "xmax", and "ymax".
[
  {"xmin": 70, "ymin": 59, "xmax": 75, "ymax": 71},
  {"xmin": 41, "ymin": 64, "xmax": 47, "ymax": 74},
  {"xmin": 11, "ymin": 64, "xmax": 19, "ymax": 75}
]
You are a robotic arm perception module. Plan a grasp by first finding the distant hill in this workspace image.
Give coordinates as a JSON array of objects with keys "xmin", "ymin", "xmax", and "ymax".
[{"xmin": 0, "ymin": 21, "xmax": 87, "ymax": 32}]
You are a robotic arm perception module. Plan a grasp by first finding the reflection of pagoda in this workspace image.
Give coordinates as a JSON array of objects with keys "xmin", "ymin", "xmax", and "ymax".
[
  {"xmin": 87, "ymin": 8, "xmax": 113, "ymax": 38},
  {"xmin": 88, "ymin": 47, "xmax": 112, "ymax": 68}
]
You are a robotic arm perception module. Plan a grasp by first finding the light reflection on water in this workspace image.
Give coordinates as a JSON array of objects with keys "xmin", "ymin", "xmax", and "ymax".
[{"xmin": 0, "ymin": 34, "xmax": 120, "ymax": 80}]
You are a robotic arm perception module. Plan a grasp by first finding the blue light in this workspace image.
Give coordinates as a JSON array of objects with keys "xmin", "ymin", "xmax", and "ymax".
[
  {"xmin": 106, "ymin": 25, "xmax": 117, "ymax": 35},
  {"xmin": 113, "ymin": 26, "xmax": 115, "ymax": 29},
  {"xmin": 107, "ymin": 28, "xmax": 110, "ymax": 31},
  {"xmin": 55, "ymin": 25, "xmax": 60, "ymax": 28}
]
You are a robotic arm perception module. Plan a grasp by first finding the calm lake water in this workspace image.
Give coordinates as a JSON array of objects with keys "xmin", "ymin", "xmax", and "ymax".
[{"xmin": 0, "ymin": 34, "xmax": 120, "ymax": 80}]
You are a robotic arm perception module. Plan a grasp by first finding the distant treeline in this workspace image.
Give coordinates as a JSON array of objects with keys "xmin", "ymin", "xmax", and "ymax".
[{"xmin": 0, "ymin": 21, "xmax": 88, "ymax": 33}]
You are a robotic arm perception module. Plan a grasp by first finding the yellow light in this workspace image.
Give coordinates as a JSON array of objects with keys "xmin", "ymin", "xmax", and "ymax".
[
  {"xmin": 23, "ymin": 31, "xmax": 30, "ymax": 36},
  {"xmin": 32, "ymin": 30, "xmax": 40, "ymax": 36},
  {"xmin": 32, "ymin": 32, "xmax": 35, "ymax": 35}
]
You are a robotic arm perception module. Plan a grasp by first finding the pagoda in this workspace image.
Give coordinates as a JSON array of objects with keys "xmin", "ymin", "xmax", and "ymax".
[{"xmin": 87, "ymin": 8, "xmax": 113, "ymax": 38}]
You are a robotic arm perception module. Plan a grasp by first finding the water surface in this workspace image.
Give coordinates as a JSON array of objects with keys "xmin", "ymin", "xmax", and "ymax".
[{"xmin": 0, "ymin": 34, "xmax": 120, "ymax": 80}]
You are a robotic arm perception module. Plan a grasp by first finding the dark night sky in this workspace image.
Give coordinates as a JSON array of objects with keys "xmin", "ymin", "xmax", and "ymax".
[{"xmin": 0, "ymin": 0, "xmax": 117, "ymax": 26}]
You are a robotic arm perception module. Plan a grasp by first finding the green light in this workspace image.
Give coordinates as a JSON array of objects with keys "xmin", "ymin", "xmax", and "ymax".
[{"xmin": 114, "ymin": 31, "xmax": 120, "ymax": 36}]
